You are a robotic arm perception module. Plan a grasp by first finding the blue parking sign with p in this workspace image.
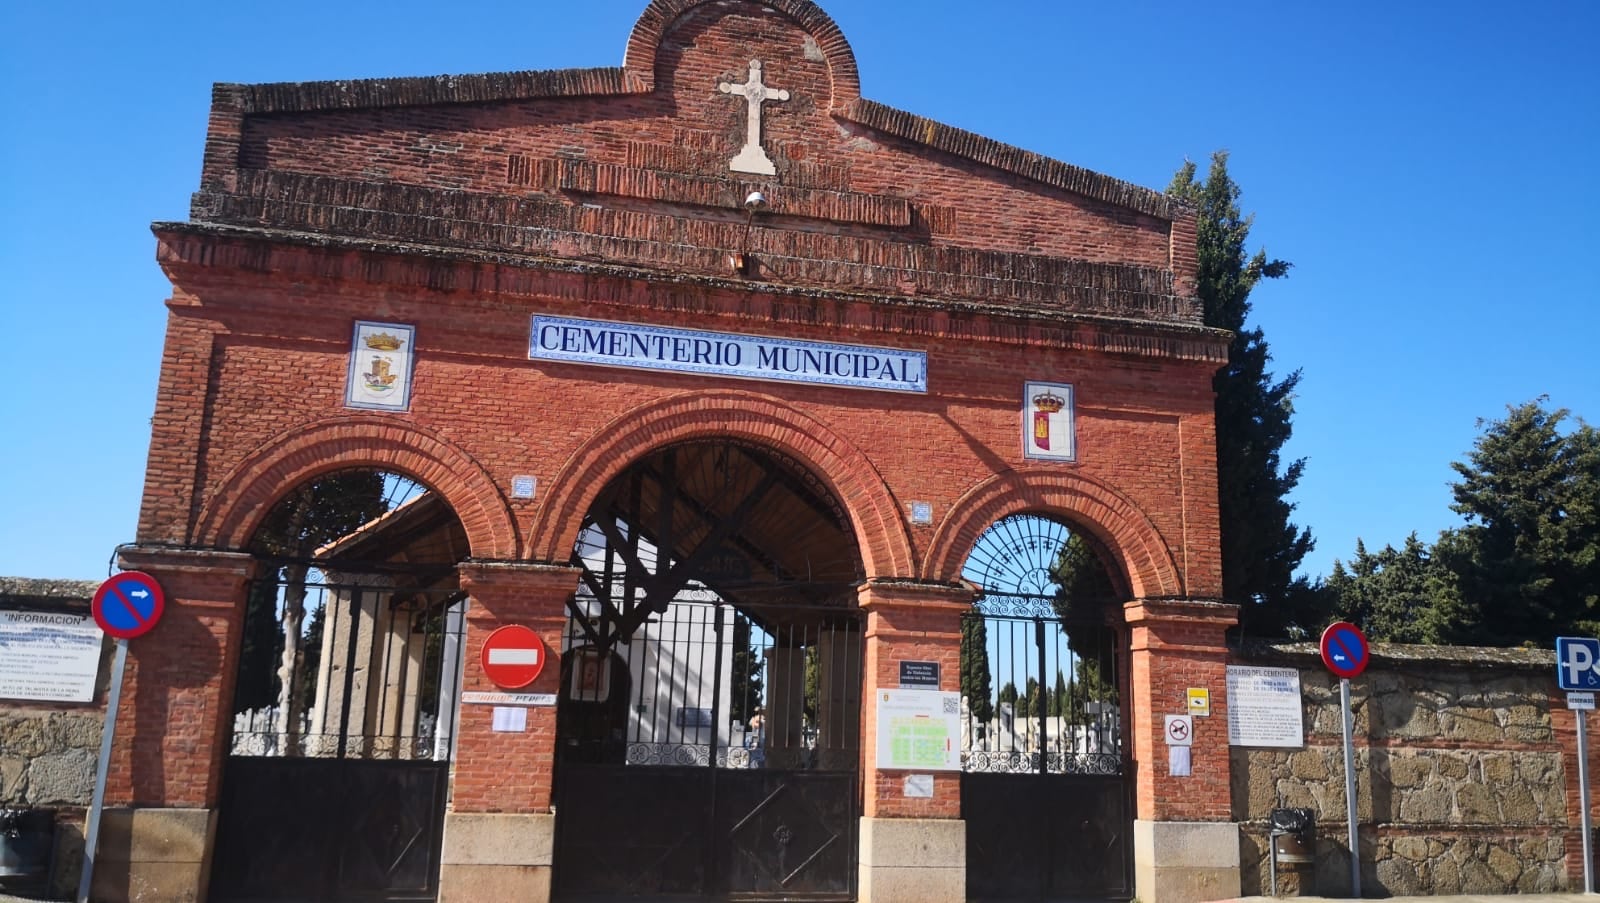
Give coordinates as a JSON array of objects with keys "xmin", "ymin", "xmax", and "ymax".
[{"xmin": 1556, "ymin": 637, "xmax": 1600, "ymax": 691}]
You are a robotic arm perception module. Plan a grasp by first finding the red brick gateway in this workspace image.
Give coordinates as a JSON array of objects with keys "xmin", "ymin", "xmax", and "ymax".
[{"xmin": 107, "ymin": 1, "xmax": 1241, "ymax": 900}]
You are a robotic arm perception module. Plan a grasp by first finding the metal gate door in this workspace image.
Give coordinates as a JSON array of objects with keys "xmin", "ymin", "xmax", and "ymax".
[
  {"xmin": 960, "ymin": 597, "xmax": 1133, "ymax": 902},
  {"xmin": 211, "ymin": 579, "xmax": 466, "ymax": 903},
  {"xmin": 552, "ymin": 599, "xmax": 862, "ymax": 901}
]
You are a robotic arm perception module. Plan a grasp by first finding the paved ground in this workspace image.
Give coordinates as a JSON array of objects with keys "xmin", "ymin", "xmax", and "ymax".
[
  {"xmin": 8, "ymin": 884, "xmax": 1600, "ymax": 902},
  {"xmin": 5, "ymin": 894, "xmax": 1593, "ymax": 902},
  {"xmin": 1230, "ymin": 897, "xmax": 1592, "ymax": 903}
]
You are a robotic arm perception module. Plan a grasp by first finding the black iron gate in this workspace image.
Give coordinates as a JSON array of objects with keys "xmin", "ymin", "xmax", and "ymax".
[
  {"xmin": 960, "ymin": 597, "xmax": 1132, "ymax": 902},
  {"xmin": 211, "ymin": 579, "xmax": 466, "ymax": 903},
  {"xmin": 552, "ymin": 598, "xmax": 862, "ymax": 901}
]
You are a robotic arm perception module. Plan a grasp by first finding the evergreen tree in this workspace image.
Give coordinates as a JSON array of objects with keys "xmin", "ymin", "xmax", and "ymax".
[
  {"xmin": 1325, "ymin": 534, "xmax": 1455, "ymax": 644},
  {"xmin": 1435, "ymin": 400, "xmax": 1600, "ymax": 644},
  {"xmin": 1018, "ymin": 677, "xmax": 1041, "ymax": 719},
  {"xmin": 1051, "ymin": 533, "xmax": 1117, "ymax": 625},
  {"xmin": 960, "ymin": 614, "xmax": 994, "ymax": 723},
  {"xmin": 998, "ymin": 681, "xmax": 1018, "ymax": 707},
  {"xmin": 1168, "ymin": 152, "xmax": 1319, "ymax": 637},
  {"xmin": 1050, "ymin": 669, "xmax": 1069, "ymax": 718},
  {"xmin": 729, "ymin": 614, "xmax": 764, "ymax": 726},
  {"xmin": 997, "ymin": 681, "xmax": 1019, "ymax": 729},
  {"xmin": 234, "ymin": 578, "xmax": 286, "ymax": 713}
]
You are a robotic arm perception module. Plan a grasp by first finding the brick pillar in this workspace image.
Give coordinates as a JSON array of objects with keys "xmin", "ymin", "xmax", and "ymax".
[
  {"xmin": 856, "ymin": 580, "xmax": 972, "ymax": 903},
  {"xmin": 1124, "ymin": 598, "xmax": 1240, "ymax": 903},
  {"xmin": 439, "ymin": 561, "xmax": 580, "ymax": 903},
  {"xmin": 95, "ymin": 545, "xmax": 258, "ymax": 903}
]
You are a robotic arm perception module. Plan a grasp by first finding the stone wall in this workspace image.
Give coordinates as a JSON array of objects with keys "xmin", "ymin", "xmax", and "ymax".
[
  {"xmin": 0, "ymin": 577, "xmax": 109, "ymax": 898},
  {"xmin": 1231, "ymin": 641, "xmax": 1595, "ymax": 896}
]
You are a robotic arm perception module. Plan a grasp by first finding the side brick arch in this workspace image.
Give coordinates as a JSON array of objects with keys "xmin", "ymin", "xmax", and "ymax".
[
  {"xmin": 528, "ymin": 389, "xmax": 913, "ymax": 580},
  {"xmin": 624, "ymin": 0, "xmax": 862, "ymax": 106},
  {"xmin": 195, "ymin": 415, "xmax": 519, "ymax": 559},
  {"xmin": 923, "ymin": 468, "xmax": 1184, "ymax": 599}
]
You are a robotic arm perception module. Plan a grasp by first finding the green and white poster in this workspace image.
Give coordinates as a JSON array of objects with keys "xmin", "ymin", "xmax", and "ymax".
[{"xmin": 874, "ymin": 688, "xmax": 961, "ymax": 771}]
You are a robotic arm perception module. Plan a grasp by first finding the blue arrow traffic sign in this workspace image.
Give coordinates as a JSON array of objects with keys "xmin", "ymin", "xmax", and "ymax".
[
  {"xmin": 1556, "ymin": 637, "xmax": 1600, "ymax": 691},
  {"xmin": 1320, "ymin": 621, "xmax": 1371, "ymax": 679},
  {"xmin": 91, "ymin": 572, "xmax": 166, "ymax": 640}
]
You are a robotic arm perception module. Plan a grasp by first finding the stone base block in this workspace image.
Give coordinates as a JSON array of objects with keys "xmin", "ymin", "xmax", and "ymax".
[
  {"xmin": 438, "ymin": 812, "xmax": 554, "ymax": 903},
  {"xmin": 858, "ymin": 816, "xmax": 964, "ymax": 903},
  {"xmin": 1133, "ymin": 819, "xmax": 1241, "ymax": 903},
  {"xmin": 90, "ymin": 807, "xmax": 216, "ymax": 903}
]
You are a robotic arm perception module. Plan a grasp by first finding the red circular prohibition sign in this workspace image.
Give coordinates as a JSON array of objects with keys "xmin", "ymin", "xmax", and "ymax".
[
  {"xmin": 91, "ymin": 571, "xmax": 166, "ymax": 640},
  {"xmin": 481, "ymin": 625, "xmax": 548, "ymax": 689},
  {"xmin": 1320, "ymin": 621, "xmax": 1371, "ymax": 679}
]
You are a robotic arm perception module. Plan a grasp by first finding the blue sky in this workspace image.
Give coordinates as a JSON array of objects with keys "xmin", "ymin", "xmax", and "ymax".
[{"xmin": 1, "ymin": 0, "xmax": 1595, "ymax": 584}]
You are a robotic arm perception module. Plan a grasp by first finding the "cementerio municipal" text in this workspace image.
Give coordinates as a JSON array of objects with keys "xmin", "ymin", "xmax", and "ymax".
[{"xmin": 530, "ymin": 316, "xmax": 927, "ymax": 393}]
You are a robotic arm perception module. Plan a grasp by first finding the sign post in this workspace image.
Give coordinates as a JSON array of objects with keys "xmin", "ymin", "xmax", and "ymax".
[
  {"xmin": 79, "ymin": 572, "xmax": 166, "ymax": 903},
  {"xmin": 1321, "ymin": 621, "xmax": 1370, "ymax": 898},
  {"xmin": 1556, "ymin": 636, "xmax": 1599, "ymax": 895}
]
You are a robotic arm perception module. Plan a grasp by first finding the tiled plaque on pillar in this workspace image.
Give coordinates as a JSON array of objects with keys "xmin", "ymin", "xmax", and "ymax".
[
  {"xmin": 1022, "ymin": 381, "xmax": 1076, "ymax": 462},
  {"xmin": 345, "ymin": 321, "xmax": 416, "ymax": 411}
]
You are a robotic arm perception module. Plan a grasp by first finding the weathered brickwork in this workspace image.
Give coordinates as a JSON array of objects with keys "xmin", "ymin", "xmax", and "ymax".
[
  {"xmin": 119, "ymin": 2, "xmax": 1239, "ymax": 900},
  {"xmin": 1232, "ymin": 642, "xmax": 1599, "ymax": 896}
]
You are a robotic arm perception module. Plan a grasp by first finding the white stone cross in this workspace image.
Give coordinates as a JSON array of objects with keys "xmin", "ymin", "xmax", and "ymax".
[{"xmin": 719, "ymin": 59, "xmax": 790, "ymax": 175}]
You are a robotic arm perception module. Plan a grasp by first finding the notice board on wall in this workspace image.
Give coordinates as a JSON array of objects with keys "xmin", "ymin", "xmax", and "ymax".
[
  {"xmin": 0, "ymin": 609, "xmax": 103, "ymax": 703},
  {"xmin": 1225, "ymin": 665, "xmax": 1305, "ymax": 748}
]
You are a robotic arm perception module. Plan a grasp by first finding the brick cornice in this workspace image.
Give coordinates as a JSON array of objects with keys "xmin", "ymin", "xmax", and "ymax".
[
  {"xmin": 856, "ymin": 580, "xmax": 976, "ymax": 613},
  {"xmin": 1124, "ymin": 597, "xmax": 1239, "ymax": 653},
  {"xmin": 152, "ymin": 221, "xmax": 1231, "ymax": 365},
  {"xmin": 1123, "ymin": 597, "xmax": 1238, "ymax": 626},
  {"xmin": 232, "ymin": 67, "xmax": 636, "ymax": 116},
  {"xmin": 457, "ymin": 560, "xmax": 583, "ymax": 595},
  {"xmin": 115, "ymin": 545, "xmax": 259, "ymax": 580},
  {"xmin": 841, "ymin": 99, "xmax": 1180, "ymax": 222},
  {"xmin": 187, "ymin": 170, "xmax": 1201, "ymax": 327}
]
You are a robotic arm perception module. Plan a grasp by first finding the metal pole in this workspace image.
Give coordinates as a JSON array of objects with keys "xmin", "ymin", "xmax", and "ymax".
[
  {"xmin": 78, "ymin": 638, "xmax": 129, "ymax": 903},
  {"xmin": 1578, "ymin": 706, "xmax": 1594, "ymax": 895},
  {"xmin": 1341, "ymin": 677, "xmax": 1360, "ymax": 898}
]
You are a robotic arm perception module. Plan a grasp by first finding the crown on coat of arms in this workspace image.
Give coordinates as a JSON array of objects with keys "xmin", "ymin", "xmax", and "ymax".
[
  {"xmin": 1032, "ymin": 392, "xmax": 1066, "ymax": 413},
  {"xmin": 364, "ymin": 332, "xmax": 405, "ymax": 351}
]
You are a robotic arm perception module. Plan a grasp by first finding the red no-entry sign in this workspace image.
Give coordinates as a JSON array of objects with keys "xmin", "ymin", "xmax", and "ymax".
[
  {"xmin": 91, "ymin": 572, "xmax": 165, "ymax": 640},
  {"xmin": 481, "ymin": 625, "xmax": 548, "ymax": 689}
]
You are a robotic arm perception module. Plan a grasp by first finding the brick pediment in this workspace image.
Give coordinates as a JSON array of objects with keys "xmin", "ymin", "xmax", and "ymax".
[{"xmin": 188, "ymin": 0, "xmax": 1201, "ymax": 326}]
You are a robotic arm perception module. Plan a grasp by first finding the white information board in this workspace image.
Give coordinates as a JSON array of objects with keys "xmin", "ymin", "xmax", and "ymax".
[
  {"xmin": 1225, "ymin": 665, "xmax": 1305, "ymax": 748},
  {"xmin": 874, "ymin": 689, "xmax": 961, "ymax": 771},
  {"xmin": 0, "ymin": 610, "xmax": 103, "ymax": 702}
]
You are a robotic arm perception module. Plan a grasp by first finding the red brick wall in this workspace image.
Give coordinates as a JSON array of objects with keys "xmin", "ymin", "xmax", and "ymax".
[
  {"xmin": 1127, "ymin": 601, "xmax": 1238, "ymax": 822},
  {"xmin": 144, "ymin": 238, "xmax": 1223, "ymax": 595},
  {"xmin": 126, "ymin": 0, "xmax": 1232, "ymax": 828},
  {"xmin": 103, "ymin": 549, "xmax": 256, "ymax": 808},
  {"xmin": 229, "ymin": 2, "xmax": 1172, "ymax": 272}
]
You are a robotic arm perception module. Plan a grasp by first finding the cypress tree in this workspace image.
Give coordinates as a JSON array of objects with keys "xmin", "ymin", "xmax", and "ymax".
[{"xmin": 1168, "ymin": 152, "xmax": 1319, "ymax": 636}]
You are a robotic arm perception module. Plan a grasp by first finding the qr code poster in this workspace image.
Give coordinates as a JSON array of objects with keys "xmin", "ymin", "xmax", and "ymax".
[{"xmin": 875, "ymin": 689, "xmax": 961, "ymax": 771}]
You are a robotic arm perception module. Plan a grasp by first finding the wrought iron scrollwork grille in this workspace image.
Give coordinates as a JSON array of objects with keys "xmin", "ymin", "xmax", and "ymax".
[{"xmin": 957, "ymin": 513, "xmax": 1134, "ymax": 901}]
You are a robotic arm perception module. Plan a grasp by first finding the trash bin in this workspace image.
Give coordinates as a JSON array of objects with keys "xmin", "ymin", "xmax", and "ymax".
[
  {"xmin": 1267, "ymin": 807, "xmax": 1315, "ymax": 895},
  {"xmin": 0, "ymin": 808, "xmax": 56, "ymax": 892}
]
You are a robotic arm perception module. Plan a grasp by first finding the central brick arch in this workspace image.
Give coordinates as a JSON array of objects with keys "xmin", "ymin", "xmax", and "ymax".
[
  {"xmin": 195, "ymin": 415, "xmax": 519, "ymax": 559},
  {"xmin": 529, "ymin": 389, "xmax": 913, "ymax": 579},
  {"xmin": 922, "ymin": 468, "xmax": 1184, "ymax": 599}
]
